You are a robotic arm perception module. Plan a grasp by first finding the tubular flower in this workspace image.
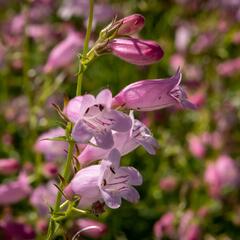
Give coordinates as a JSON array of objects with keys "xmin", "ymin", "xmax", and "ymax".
[
  {"xmin": 107, "ymin": 38, "xmax": 164, "ymax": 65},
  {"xmin": 77, "ymin": 112, "xmax": 158, "ymax": 166},
  {"xmin": 116, "ymin": 14, "xmax": 145, "ymax": 36},
  {"xmin": 43, "ymin": 31, "xmax": 84, "ymax": 73},
  {"xmin": 66, "ymin": 89, "xmax": 132, "ymax": 149},
  {"xmin": 112, "ymin": 69, "xmax": 196, "ymax": 111},
  {"xmin": 64, "ymin": 149, "xmax": 143, "ymax": 209}
]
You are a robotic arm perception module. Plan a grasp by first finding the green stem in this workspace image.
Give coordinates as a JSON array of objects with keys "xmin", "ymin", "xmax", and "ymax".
[{"xmin": 76, "ymin": 0, "xmax": 94, "ymax": 96}]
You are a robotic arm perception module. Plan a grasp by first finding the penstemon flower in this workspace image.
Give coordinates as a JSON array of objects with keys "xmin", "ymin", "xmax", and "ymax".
[
  {"xmin": 106, "ymin": 38, "xmax": 164, "ymax": 65},
  {"xmin": 112, "ymin": 68, "xmax": 196, "ymax": 111},
  {"xmin": 66, "ymin": 89, "xmax": 132, "ymax": 149},
  {"xmin": 64, "ymin": 149, "xmax": 143, "ymax": 209},
  {"xmin": 78, "ymin": 113, "xmax": 158, "ymax": 166}
]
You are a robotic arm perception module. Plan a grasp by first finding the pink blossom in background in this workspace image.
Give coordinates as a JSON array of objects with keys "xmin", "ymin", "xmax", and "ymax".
[
  {"xmin": 191, "ymin": 31, "xmax": 217, "ymax": 54},
  {"xmin": 112, "ymin": 69, "xmax": 195, "ymax": 111},
  {"xmin": 0, "ymin": 158, "xmax": 20, "ymax": 175},
  {"xmin": 188, "ymin": 135, "xmax": 206, "ymax": 158},
  {"xmin": 34, "ymin": 127, "xmax": 67, "ymax": 161},
  {"xmin": 43, "ymin": 30, "xmax": 84, "ymax": 73},
  {"xmin": 116, "ymin": 14, "xmax": 145, "ymax": 36},
  {"xmin": 153, "ymin": 212, "xmax": 175, "ymax": 239},
  {"xmin": 75, "ymin": 218, "xmax": 107, "ymax": 238},
  {"xmin": 26, "ymin": 24, "xmax": 53, "ymax": 41},
  {"xmin": 65, "ymin": 149, "xmax": 143, "ymax": 209},
  {"xmin": 217, "ymin": 57, "xmax": 240, "ymax": 77},
  {"xmin": 159, "ymin": 176, "xmax": 177, "ymax": 192},
  {"xmin": 58, "ymin": 0, "xmax": 115, "ymax": 24},
  {"xmin": 30, "ymin": 181, "xmax": 57, "ymax": 216},
  {"xmin": 170, "ymin": 53, "xmax": 185, "ymax": 71},
  {"xmin": 204, "ymin": 155, "xmax": 240, "ymax": 198},
  {"xmin": 42, "ymin": 162, "xmax": 58, "ymax": 178},
  {"xmin": 175, "ymin": 24, "xmax": 192, "ymax": 52},
  {"xmin": 67, "ymin": 89, "xmax": 132, "ymax": 149},
  {"xmin": 178, "ymin": 210, "xmax": 201, "ymax": 240},
  {"xmin": 0, "ymin": 173, "xmax": 31, "ymax": 205},
  {"xmin": 188, "ymin": 89, "xmax": 205, "ymax": 108},
  {"xmin": 0, "ymin": 218, "xmax": 35, "ymax": 240},
  {"xmin": 107, "ymin": 38, "xmax": 164, "ymax": 65}
]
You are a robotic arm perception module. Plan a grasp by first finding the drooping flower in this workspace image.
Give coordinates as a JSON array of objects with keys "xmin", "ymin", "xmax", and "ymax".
[
  {"xmin": 0, "ymin": 173, "xmax": 31, "ymax": 205},
  {"xmin": 116, "ymin": 14, "xmax": 145, "ymax": 36},
  {"xmin": 43, "ymin": 30, "xmax": 84, "ymax": 73},
  {"xmin": 66, "ymin": 89, "xmax": 132, "ymax": 149},
  {"xmin": 0, "ymin": 158, "xmax": 20, "ymax": 175},
  {"xmin": 64, "ymin": 149, "xmax": 143, "ymax": 209},
  {"xmin": 112, "ymin": 69, "xmax": 195, "ymax": 111},
  {"xmin": 34, "ymin": 127, "xmax": 67, "ymax": 161},
  {"xmin": 77, "ymin": 113, "xmax": 158, "ymax": 166},
  {"xmin": 106, "ymin": 38, "xmax": 164, "ymax": 65}
]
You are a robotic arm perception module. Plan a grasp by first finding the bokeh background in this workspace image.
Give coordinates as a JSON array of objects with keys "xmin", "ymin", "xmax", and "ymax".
[{"xmin": 1, "ymin": 0, "xmax": 240, "ymax": 239}]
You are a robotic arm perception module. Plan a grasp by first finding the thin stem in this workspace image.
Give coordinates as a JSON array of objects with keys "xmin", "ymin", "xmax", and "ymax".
[{"xmin": 76, "ymin": 0, "xmax": 94, "ymax": 96}]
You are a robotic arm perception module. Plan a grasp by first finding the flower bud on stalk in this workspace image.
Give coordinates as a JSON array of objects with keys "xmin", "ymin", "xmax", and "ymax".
[
  {"xmin": 116, "ymin": 14, "xmax": 145, "ymax": 36},
  {"xmin": 106, "ymin": 38, "xmax": 164, "ymax": 65}
]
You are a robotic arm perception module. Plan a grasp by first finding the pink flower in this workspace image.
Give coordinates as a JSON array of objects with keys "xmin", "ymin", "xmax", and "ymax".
[
  {"xmin": 0, "ymin": 173, "xmax": 31, "ymax": 205},
  {"xmin": 159, "ymin": 176, "xmax": 177, "ymax": 192},
  {"xmin": 65, "ymin": 149, "xmax": 143, "ymax": 209},
  {"xmin": 42, "ymin": 162, "xmax": 58, "ymax": 178},
  {"xmin": 34, "ymin": 128, "xmax": 67, "ymax": 161},
  {"xmin": 30, "ymin": 181, "xmax": 57, "ymax": 216},
  {"xmin": 77, "ymin": 113, "xmax": 158, "ymax": 166},
  {"xmin": 153, "ymin": 212, "xmax": 175, "ymax": 239},
  {"xmin": 116, "ymin": 14, "xmax": 145, "ymax": 36},
  {"xmin": 188, "ymin": 135, "xmax": 206, "ymax": 158},
  {"xmin": 112, "ymin": 69, "xmax": 195, "ymax": 111},
  {"xmin": 204, "ymin": 155, "xmax": 240, "ymax": 198},
  {"xmin": 66, "ymin": 89, "xmax": 132, "ymax": 149},
  {"xmin": 107, "ymin": 38, "xmax": 164, "ymax": 65},
  {"xmin": 75, "ymin": 218, "xmax": 107, "ymax": 238},
  {"xmin": 43, "ymin": 31, "xmax": 84, "ymax": 73},
  {"xmin": 0, "ymin": 158, "xmax": 20, "ymax": 175},
  {"xmin": 217, "ymin": 57, "xmax": 240, "ymax": 77}
]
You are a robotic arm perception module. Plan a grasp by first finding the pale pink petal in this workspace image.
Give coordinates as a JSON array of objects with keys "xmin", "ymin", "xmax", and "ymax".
[
  {"xmin": 94, "ymin": 130, "xmax": 114, "ymax": 149},
  {"xmin": 120, "ymin": 186, "xmax": 140, "ymax": 203},
  {"xmin": 72, "ymin": 120, "xmax": 93, "ymax": 143},
  {"xmin": 100, "ymin": 189, "xmax": 121, "ymax": 209},
  {"xmin": 96, "ymin": 89, "xmax": 112, "ymax": 109},
  {"xmin": 66, "ymin": 96, "xmax": 83, "ymax": 123},
  {"xmin": 118, "ymin": 167, "xmax": 143, "ymax": 185}
]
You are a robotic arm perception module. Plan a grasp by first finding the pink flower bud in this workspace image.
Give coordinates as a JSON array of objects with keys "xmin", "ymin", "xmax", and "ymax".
[
  {"xmin": 108, "ymin": 38, "xmax": 164, "ymax": 65},
  {"xmin": 117, "ymin": 14, "xmax": 145, "ymax": 35},
  {"xmin": 112, "ymin": 69, "xmax": 195, "ymax": 111},
  {"xmin": 187, "ymin": 135, "xmax": 206, "ymax": 158},
  {"xmin": 0, "ymin": 158, "xmax": 20, "ymax": 175},
  {"xmin": 75, "ymin": 218, "xmax": 107, "ymax": 238}
]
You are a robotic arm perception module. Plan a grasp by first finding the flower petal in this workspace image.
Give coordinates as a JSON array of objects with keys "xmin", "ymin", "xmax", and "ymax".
[
  {"xmin": 96, "ymin": 89, "xmax": 112, "ymax": 109},
  {"xmin": 104, "ymin": 111, "xmax": 132, "ymax": 132},
  {"xmin": 94, "ymin": 130, "xmax": 114, "ymax": 149},
  {"xmin": 120, "ymin": 186, "xmax": 140, "ymax": 203},
  {"xmin": 107, "ymin": 148, "xmax": 121, "ymax": 169},
  {"xmin": 137, "ymin": 138, "xmax": 159, "ymax": 155},
  {"xmin": 66, "ymin": 96, "xmax": 83, "ymax": 123},
  {"xmin": 72, "ymin": 120, "xmax": 93, "ymax": 143},
  {"xmin": 78, "ymin": 94, "xmax": 96, "ymax": 117},
  {"xmin": 100, "ymin": 189, "xmax": 121, "ymax": 209},
  {"xmin": 118, "ymin": 167, "xmax": 143, "ymax": 185}
]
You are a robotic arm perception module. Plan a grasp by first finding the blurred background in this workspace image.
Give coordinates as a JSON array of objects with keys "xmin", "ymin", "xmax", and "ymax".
[{"xmin": 0, "ymin": 0, "xmax": 240, "ymax": 239}]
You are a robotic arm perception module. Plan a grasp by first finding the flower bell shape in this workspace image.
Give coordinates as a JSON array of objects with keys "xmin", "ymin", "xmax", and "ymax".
[
  {"xmin": 77, "ymin": 113, "xmax": 158, "ymax": 166},
  {"xmin": 43, "ymin": 31, "xmax": 83, "ymax": 73},
  {"xmin": 112, "ymin": 69, "xmax": 196, "ymax": 111},
  {"xmin": 116, "ymin": 14, "xmax": 145, "ymax": 36},
  {"xmin": 64, "ymin": 149, "xmax": 143, "ymax": 209},
  {"xmin": 107, "ymin": 38, "xmax": 164, "ymax": 65},
  {"xmin": 66, "ymin": 89, "xmax": 132, "ymax": 149}
]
